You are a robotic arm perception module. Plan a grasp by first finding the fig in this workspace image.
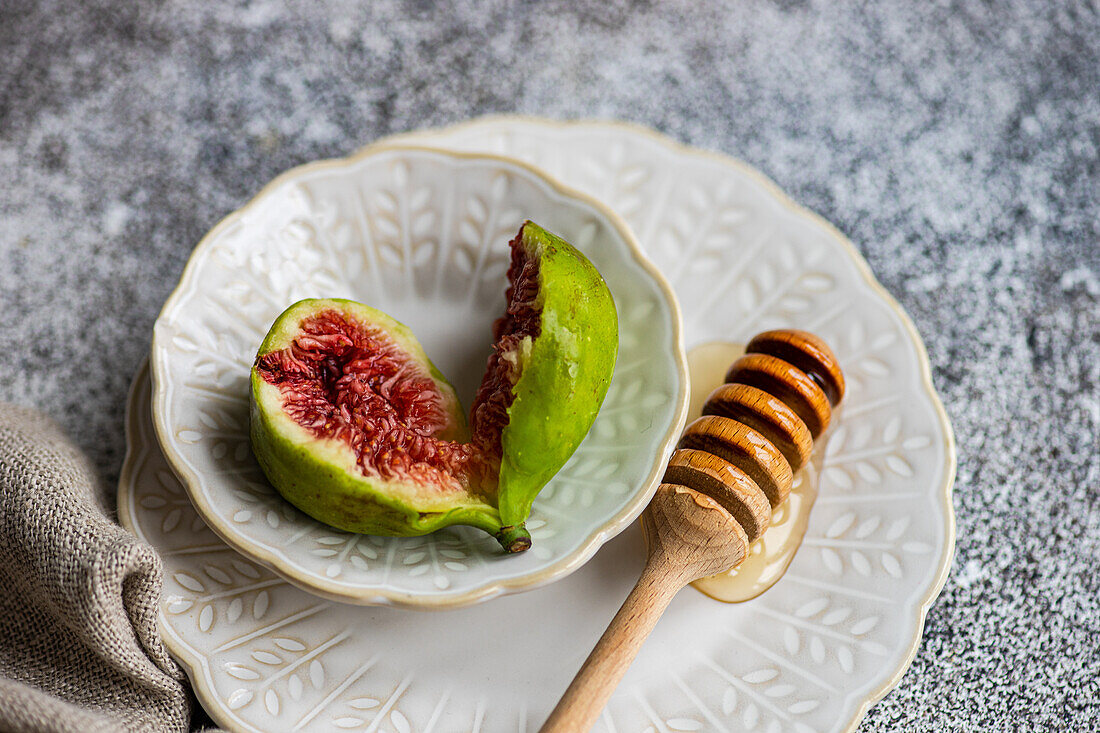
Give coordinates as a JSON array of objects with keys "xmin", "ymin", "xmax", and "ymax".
[{"xmin": 250, "ymin": 221, "xmax": 618, "ymax": 553}]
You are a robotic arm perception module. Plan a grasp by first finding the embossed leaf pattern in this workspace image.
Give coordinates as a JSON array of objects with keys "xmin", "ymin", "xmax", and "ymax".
[
  {"xmin": 690, "ymin": 657, "xmax": 822, "ymax": 733},
  {"xmin": 765, "ymin": 596, "xmax": 890, "ymax": 676},
  {"xmin": 808, "ymin": 504, "xmax": 934, "ymax": 578},
  {"xmin": 216, "ymin": 632, "xmax": 384, "ymax": 724},
  {"xmin": 571, "ymin": 141, "xmax": 654, "ymax": 225},
  {"xmin": 450, "ymin": 171, "xmax": 522, "ymax": 306},
  {"xmin": 394, "ymin": 534, "xmax": 478, "ymax": 589},
  {"xmin": 366, "ymin": 162, "xmax": 444, "ymax": 299},
  {"xmin": 137, "ymin": 125, "xmax": 950, "ymax": 732},
  {"xmin": 180, "ymin": 400, "xmax": 254, "ymax": 475},
  {"xmin": 648, "ymin": 180, "xmax": 750, "ymax": 289},
  {"xmin": 824, "ymin": 320, "xmax": 904, "ymax": 395},
  {"xmin": 822, "ymin": 416, "xmax": 932, "ymax": 496},
  {"xmin": 156, "ymin": 151, "xmax": 678, "ymax": 601},
  {"xmin": 164, "ymin": 558, "xmax": 275, "ymax": 633},
  {"xmin": 140, "ymin": 469, "xmax": 214, "ymax": 536}
]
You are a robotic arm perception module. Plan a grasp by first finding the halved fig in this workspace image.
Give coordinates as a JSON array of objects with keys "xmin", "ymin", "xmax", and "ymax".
[{"xmin": 249, "ymin": 221, "xmax": 618, "ymax": 552}]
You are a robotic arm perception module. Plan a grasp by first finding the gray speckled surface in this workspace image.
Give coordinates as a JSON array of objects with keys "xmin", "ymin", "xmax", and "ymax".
[{"xmin": 2, "ymin": 0, "xmax": 1098, "ymax": 730}]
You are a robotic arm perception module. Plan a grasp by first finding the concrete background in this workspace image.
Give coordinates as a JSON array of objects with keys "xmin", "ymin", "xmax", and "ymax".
[{"xmin": 2, "ymin": 1, "xmax": 1097, "ymax": 729}]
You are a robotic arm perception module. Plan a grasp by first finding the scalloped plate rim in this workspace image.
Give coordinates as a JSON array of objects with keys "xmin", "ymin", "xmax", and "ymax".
[{"xmin": 127, "ymin": 116, "xmax": 958, "ymax": 733}]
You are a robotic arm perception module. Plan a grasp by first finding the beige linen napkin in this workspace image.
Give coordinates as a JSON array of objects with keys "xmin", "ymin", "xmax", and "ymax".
[{"xmin": 0, "ymin": 403, "xmax": 202, "ymax": 732}]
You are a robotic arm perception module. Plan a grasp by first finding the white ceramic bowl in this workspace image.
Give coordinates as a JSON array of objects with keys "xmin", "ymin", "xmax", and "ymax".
[{"xmin": 150, "ymin": 145, "xmax": 688, "ymax": 608}]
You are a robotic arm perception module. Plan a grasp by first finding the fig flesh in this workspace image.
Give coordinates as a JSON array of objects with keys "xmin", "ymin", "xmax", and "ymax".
[{"xmin": 250, "ymin": 221, "xmax": 618, "ymax": 552}]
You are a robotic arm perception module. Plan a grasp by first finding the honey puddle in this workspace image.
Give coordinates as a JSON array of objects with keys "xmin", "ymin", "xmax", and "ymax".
[{"xmin": 684, "ymin": 342, "xmax": 819, "ymax": 603}]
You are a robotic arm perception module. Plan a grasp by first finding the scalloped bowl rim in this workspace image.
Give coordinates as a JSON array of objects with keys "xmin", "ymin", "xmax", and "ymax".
[{"xmin": 149, "ymin": 143, "xmax": 690, "ymax": 609}]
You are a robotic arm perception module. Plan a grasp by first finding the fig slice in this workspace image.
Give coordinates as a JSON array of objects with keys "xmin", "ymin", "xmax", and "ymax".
[{"xmin": 249, "ymin": 221, "xmax": 618, "ymax": 553}]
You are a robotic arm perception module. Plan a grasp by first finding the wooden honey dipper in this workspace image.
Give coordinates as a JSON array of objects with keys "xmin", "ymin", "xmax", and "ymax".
[{"xmin": 541, "ymin": 329, "xmax": 844, "ymax": 732}]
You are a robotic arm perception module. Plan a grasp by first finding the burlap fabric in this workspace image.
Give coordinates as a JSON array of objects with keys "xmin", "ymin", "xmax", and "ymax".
[{"xmin": 0, "ymin": 403, "xmax": 207, "ymax": 732}]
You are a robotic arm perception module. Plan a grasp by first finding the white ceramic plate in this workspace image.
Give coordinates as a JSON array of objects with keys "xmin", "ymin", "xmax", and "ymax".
[
  {"xmin": 150, "ymin": 145, "xmax": 688, "ymax": 607},
  {"xmin": 123, "ymin": 118, "xmax": 955, "ymax": 733}
]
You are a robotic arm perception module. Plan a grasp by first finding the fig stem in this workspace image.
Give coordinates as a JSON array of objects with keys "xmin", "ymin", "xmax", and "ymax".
[{"xmin": 496, "ymin": 524, "xmax": 532, "ymax": 553}]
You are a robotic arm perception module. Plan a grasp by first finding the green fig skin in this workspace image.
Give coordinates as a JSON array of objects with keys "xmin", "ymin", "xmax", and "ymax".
[
  {"xmin": 249, "ymin": 395, "xmax": 509, "ymax": 538},
  {"xmin": 249, "ymin": 299, "xmax": 509, "ymax": 542},
  {"xmin": 496, "ymin": 221, "xmax": 619, "ymax": 530},
  {"xmin": 249, "ymin": 221, "xmax": 618, "ymax": 554}
]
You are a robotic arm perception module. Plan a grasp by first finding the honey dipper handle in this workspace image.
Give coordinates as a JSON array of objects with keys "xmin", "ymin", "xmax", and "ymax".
[{"xmin": 540, "ymin": 554, "xmax": 682, "ymax": 733}]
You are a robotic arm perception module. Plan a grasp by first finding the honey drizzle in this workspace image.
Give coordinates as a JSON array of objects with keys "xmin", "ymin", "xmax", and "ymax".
[{"xmin": 684, "ymin": 342, "xmax": 819, "ymax": 603}]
